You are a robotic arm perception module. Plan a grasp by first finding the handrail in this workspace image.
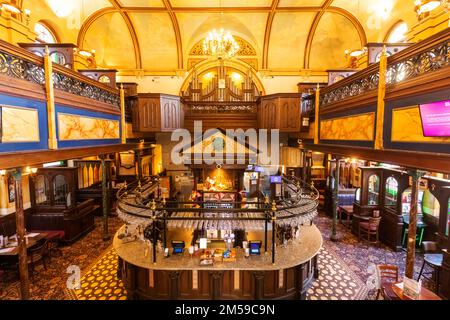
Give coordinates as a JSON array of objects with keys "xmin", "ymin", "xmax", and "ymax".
[
  {"xmin": 116, "ymin": 174, "xmax": 319, "ymax": 227},
  {"xmin": 0, "ymin": 39, "xmax": 120, "ymax": 107},
  {"xmin": 318, "ymin": 28, "xmax": 450, "ymax": 108}
]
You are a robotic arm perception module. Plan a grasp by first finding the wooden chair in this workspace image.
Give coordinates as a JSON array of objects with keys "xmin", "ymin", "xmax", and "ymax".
[
  {"xmin": 417, "ymin": 241, "xmax": 441, "ymax": 291},
  {"xmin": 27, "ymin": 239, "xmax": 50, "ymax": 278},
  {"xmin": 358, "ymin": 217, "xmax": 382, "ymax": 246},
  {"xmin": 376, "ymin": 264, "xmax": 400, "ymax": 300}
]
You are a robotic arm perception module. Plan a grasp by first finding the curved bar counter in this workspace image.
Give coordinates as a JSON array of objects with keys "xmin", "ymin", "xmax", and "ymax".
[
  {"xmin": 115, "ymin": 175, "xmax": 322, "ymax": 300},
  {"xmin": 115, "ymin": 224, "xmax": 322, "ymax": 300}
]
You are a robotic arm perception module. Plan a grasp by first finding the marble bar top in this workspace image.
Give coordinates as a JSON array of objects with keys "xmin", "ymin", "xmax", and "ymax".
[{"xmin": 113, "ymin": 224, "xmax": 322, "ymax": 271}]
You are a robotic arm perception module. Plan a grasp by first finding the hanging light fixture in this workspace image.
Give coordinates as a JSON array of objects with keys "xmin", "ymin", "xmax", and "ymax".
[
  {"xmin": 202, "ymin": 0, "xmax": 239, "ymax": 59},
  {"xmin": 415, "ymin": 0, "xmax": 444, "ymax": 19},
  {"xmin": 203, "ymin": 28, "xmax": 239, "ymax": 59},
  {"xmin": 0, "ymin": 1, "xmax": 22, "ymax": 14}
]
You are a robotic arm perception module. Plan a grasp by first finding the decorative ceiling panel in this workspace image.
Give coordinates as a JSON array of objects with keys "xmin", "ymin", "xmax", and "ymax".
[
  {"xmin": 118, "ymin": 0, "xmax": 164, "ymax": 7},
  {"xmin": 82, "ymin": 12, "xmax": 136, "ymax": 69},
  {"xmin": 170, "ymin": 0, "xmax": 273, "ymax": 7},
  {"xmin": 309, "ymin": 12, "xmax": 361, "ymax": 70},
  {"xmin": 268, "ymin": 12, "xmax": 315, "ymax": 69},
  {"xmin": 278, "ymin": 0, "xmax": 324, "ymax": 7},
  {"xmin": 129, "ymin": 12, "xmax": 178, "ymax": 70}
]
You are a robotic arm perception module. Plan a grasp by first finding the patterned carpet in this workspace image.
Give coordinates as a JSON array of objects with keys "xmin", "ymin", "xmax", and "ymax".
[
  {"xmin": 1, "ymin": 212, "xmax": 434, "ymax": 300},
  {"xmin": 0, "ymin": 216, "xmax": 123, "ymax": 300}
]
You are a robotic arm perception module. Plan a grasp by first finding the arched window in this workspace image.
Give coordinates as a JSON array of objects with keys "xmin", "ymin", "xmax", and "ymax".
[
  {"xmin": 422, "ymin": 189, "xmax": 440, "ymax": 219},
  {"xmin": 385, "ymin": 177, "xmax": 399, "ymax": 207},
  {"xmin": 402, "ymin": 188, "xmax": 424, "ymax": 215},
  {"xmin": 368, "ymin": 174, "xmax": 380, "ymax": 205},
  {"xmin": 385, "ymin": 21, "xmax": 408, "ymax": 43},
  {"xmin": 34, "ymin": 22, "xmax": 57, "ymax": 44}
]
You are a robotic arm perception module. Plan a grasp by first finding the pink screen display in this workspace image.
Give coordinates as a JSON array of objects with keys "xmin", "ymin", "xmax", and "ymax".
[{"xmin": 419, "ymin": 100, "xmax": 450, "ymax": 137}]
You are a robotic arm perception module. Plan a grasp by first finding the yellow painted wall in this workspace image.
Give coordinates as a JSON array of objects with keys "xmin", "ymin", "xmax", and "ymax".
[
  {"xmin": 391, "ymin": 106, "xmax": 450, "ymax": 143},
  {"xmin": 320, "ymin": 113, "xmax": 375, "ymax": 141},
  {"xmin": 0, "ymin": 174, "xmax": 31, "ymax": 216}
]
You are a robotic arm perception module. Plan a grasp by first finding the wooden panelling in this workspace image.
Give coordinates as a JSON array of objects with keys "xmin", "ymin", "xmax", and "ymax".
[
  {"xmin": 259, "ymin": 94, "xmax": 301, "ymax": 132},
  {"xmin": 132, "ymin": 94, "xmax": 181, "ymax": 133}
]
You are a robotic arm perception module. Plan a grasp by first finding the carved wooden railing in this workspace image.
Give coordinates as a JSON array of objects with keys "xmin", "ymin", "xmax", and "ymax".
[
  {"xmin": 0, "ymin": 39, "xmax": 120, "ymax": 108},
  {"xmin": 184, "ymin": 101, "xmax": 257, "ymax": 115},
  {"xmin": 319, "ymin": 28, "xmax": 450, "ymax": 108}
]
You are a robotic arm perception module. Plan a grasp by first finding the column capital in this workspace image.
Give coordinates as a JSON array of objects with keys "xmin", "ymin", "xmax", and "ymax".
[
  {"xmin": 10, "ymin": 169, "xmax": 23, "ymax": 181},
  {"xmin": 407, "ymin": 169, "xmax": 427, "ymax": 181}
]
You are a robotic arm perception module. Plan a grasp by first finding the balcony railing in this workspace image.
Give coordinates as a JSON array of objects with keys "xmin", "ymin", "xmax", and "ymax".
[
  {"xmin": 319, "ymin": 28, "xmax": 450, "ymax": 108},
  {"xmin": 184, "ymin": 101, "xmax": 257, "ymax": 115},
  {"xmin": 0, "ymin": 39, "xmax": 120, "ymax": 108}
]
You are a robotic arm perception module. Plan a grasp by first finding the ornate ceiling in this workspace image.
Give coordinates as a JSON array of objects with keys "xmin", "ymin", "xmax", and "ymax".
[{"xmin": 21, "ymin": 0, "xmax": 417, "ymax": 74}]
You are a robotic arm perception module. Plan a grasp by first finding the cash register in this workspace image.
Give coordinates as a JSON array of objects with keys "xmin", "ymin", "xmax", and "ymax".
[
  {"xmin": 249, "ymin": 241, "xmax": 262, "ymax": 255},
  {"xmin": 171, "ymin": 240, "xmax": 185, "ymax": 254}
]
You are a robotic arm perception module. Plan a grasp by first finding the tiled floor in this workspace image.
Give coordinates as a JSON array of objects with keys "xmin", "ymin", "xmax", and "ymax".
[{"xmin": 1, "ymin": 212, "xmax": 433, "ymax": 300}]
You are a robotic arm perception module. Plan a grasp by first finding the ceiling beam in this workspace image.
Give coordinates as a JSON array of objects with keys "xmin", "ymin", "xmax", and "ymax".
[
  {"xmin": 163, "ymin": 0, "xmax": 184, "ymax": 69},
  {"xmin": 262, "ymin": 0, "xmax": 280, "ymax": 70}
]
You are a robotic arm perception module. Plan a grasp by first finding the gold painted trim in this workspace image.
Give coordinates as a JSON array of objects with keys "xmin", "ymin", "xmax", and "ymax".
[
  {"xmin": 0, "ymin": 104, "xmax": 40, "ymax": 143},
  {"xmin": 262, "ymin": 0, "xmax": 280, "ymax": 69}
]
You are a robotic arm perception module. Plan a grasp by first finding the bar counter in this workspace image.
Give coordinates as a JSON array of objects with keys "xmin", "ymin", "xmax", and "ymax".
[{"xmin": 114, "ymin": 224, "xmax": 322, "ymax": 300}]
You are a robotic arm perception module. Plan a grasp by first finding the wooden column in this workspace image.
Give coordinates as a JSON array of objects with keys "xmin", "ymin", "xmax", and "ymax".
[
  {"xmin": 405, "ymin": 169, "xmax": 427, "ymax": 279},
  {"xmin": 119, "ymin": 84, "xmax": 126, "ymax": 144},
  {"xmin": 314, "ymin": 85, "xmax": 320, "ymax": 145},
  {"xmin": 271, "ymin": 200, "xmax": 277, "ymax": 264},
  {"xmin": 374, "ymin": 46, "xmax": 388, "ymax": 150},
  {"xmin": 331, "ymin": 157, "xmax": 341, "ymax": 242},
  {"xmin": 302, "ymin": 150, "xmax": 307, "ymax": 181},
  {"xmin": 136, "ymin": 150, "xmax": 143, "ymax": 181},
  {"xmin": 44, "ymin": 46, "xmax": 58, "ymax": 150},
  {"xmin": 253, "ymin": 271, "xmax": 265, "ymax": 300},
  {"xmin": 12, "ymin": 169, "xmax": 30, "ymax": 299},
  {"xmin": 100, "ymin": 156, "xmax": 111, "ymax": 241}
]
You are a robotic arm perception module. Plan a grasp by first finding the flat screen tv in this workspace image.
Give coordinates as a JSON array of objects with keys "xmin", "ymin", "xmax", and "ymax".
[
  {"xmin": 419, "ymin": 100, "xmax": 450, "ymax": 137},
  {"xmin": 270, "ymin": 176, "xmax": 282, "ymax": 183}
]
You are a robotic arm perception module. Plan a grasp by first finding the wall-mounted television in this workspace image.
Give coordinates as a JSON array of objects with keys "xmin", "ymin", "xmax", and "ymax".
[
  {"xmin": 419, "ymin": 100, "xmax": 450, "ymax": 137},
  {"xmin": 270, "ymin": 176, "xmax": 282, "ymax": 183}
]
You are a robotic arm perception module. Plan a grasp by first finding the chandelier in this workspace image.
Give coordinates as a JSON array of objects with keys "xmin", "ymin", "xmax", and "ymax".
[{"xmin": 202, "ymin": 28, "xmax": 240, "ymax": 59}]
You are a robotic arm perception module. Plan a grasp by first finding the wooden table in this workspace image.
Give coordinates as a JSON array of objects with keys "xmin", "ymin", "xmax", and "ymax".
[
  {"xmin": 391, "ymin": 282, "xmax": 442, "ymax": 300},
  {"xmin": 338, "ymin": 205, "xmax": 354, "ymax": 228},
  {"xmin": 0, "ymin": 233, "xmax": 47, "ymax": 256}
]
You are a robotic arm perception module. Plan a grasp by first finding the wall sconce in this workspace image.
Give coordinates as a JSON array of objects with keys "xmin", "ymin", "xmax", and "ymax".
[
  {"xmin": 77, "ymin": 49, "xmax": 96, "ymax": 58},
  {"xmin": 415, "ymin": 0, "xmax": 443, "ymax": 19},
  {"xmin": 25, "ymin": 166, "xmax": 37, "ymax": 175},
  {"xmin": 302, "ymin": 116, "xmax": 310, "ymax": 127},
  {"xmin": 0, "ymin": 169, "xmax": 6, "ymax": 176}
]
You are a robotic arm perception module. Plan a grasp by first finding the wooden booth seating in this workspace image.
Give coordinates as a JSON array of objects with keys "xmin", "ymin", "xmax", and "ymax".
[{"xmin": 27, "ymin": 199, "xmax": 98, "ymax": 244}]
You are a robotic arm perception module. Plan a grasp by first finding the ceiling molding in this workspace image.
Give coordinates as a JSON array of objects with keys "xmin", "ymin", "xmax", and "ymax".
[
  {"xmin": 163, "ymin": 0, "xmax": 183, "ymax": 69},
  {"xmin": 262, "ymin": 0, "xmax": 280, "ymax": 70}
]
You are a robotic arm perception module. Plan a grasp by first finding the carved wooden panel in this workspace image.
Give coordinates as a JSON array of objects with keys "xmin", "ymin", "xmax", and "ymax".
[
  {"xmin": 160, "ymin": 96, "xmax": 181, "ymax": 132},
  {"xmin": 259, "ymin": 94, "xmax": 301, "ymax": 132}
]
